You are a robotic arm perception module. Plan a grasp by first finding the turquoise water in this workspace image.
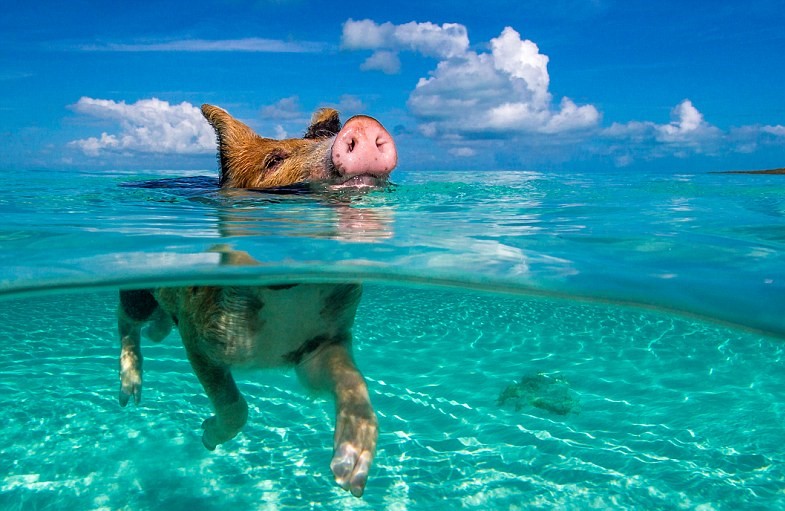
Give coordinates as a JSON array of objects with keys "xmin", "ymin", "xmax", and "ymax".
[{"xmin": 1, "ymin": 169, "xmax": 784, "ymax": 509}]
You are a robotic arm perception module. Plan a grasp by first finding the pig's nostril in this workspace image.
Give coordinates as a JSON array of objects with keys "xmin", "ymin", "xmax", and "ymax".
[{"xmin": 348, "ymin": 139, "xmax": 356, "ymax": 152}]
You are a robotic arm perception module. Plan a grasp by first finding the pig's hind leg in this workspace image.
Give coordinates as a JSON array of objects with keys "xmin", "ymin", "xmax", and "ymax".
[
  {"xmin": 143, "ymin": 305, "xmax": 173, "ymax": 342},
  {"xmin": 117, "ymin": 289, "xmax": 162, "ymax": 406},
  {"xmin": 296, "ymin": 341, "xmax": 378, "ymax": 498}
]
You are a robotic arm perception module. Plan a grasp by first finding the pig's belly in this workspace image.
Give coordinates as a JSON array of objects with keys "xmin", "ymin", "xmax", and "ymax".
[{"xmin": 194, "ymin": 283, "xmax": 361, "ymax": 368}]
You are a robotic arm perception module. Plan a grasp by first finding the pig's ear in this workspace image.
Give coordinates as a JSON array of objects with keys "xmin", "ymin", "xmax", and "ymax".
[
  {"xmin": 201, "ymin": 104, "xmax": 259, "ymax": 144},
  {"xmin": 202, "ymin": 104, "xmax": 262, "ymax": 185},
  {"xmin": 303, "ymin": 108, "xmax": 341, "ymax": 139}
]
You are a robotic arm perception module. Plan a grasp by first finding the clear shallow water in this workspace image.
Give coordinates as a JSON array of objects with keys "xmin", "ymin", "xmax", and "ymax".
[
  {"xmin": 1, "ymin": 169, "xmax": 784, "ymax": 509},
  {"xmin": 2, "ymin": 169, "xmax": 783, "ymax": 336}
]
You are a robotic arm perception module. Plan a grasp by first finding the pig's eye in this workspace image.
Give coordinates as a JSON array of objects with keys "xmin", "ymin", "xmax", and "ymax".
[{"xmin": 263, "ymin": 150, "xmax": 288, "ymax": 171}]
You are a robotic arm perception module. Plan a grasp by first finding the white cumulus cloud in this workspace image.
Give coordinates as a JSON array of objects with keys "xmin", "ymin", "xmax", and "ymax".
[
  {"xmin": 598, "ymin": 100, "xmax": 785, "ymax": 165},
  {"xmin": 70, "ymin": 97, "xmax": 215, "ymax": 156},
  {"xmin": 596, "ymin": 100, "xmax": 750, "ymax": 165},
  {"xmin": 761, "ymin": 125, "xmax": 785, "ymax": 137},
  {"xmin": 490, "ymin": 27, "xmax": 551, "ymax": 109},
  {"xmin": 655, "ymin": 100, "xmax": 722, "ymax": 144},
  {"xmin": 725, "ymin": 122, "xmax": 785, "ymax": 155},
  {"xmin": 406, "ymin": 26, "xmax": 599, "ymax": 137},
  {"xmin": 343, "ymin": 21, "xmax": 598, "ymax": 137},
  {"xmin": 360, "ymin": 50, "xmax": 401, "ymax": 74},
  {"xmin": 342, "ymin": 19, "xmax": 469, "ymax": 59},
  {"xmin": 603, "ymin": 100, "xmax": 723, "ymax": 152},
  {"xmin": 342, "ymin": 19, "xmax": 470, "ymax": 77}
]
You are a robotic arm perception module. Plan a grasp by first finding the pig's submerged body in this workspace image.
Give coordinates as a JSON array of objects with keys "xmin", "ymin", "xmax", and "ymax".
[{"xmin": 154, "ymin": 283, "xmax": 361, "ymax": 370}]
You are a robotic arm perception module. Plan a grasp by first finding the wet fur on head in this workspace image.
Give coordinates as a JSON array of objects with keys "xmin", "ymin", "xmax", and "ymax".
[{"xmin": 201, "ymin": 104, "xmax": 343, "ymax": 189}]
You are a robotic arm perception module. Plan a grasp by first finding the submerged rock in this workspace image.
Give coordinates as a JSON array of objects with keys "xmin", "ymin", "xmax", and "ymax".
[{"xmin": 497, "ymin": 373, "xmax": 579, "ymax": 415}]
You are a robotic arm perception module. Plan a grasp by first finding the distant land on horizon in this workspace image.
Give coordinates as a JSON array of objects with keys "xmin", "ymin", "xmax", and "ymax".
[{"xmin": 710, "ymin": 168, "xmax": 785, "ymax": 175}]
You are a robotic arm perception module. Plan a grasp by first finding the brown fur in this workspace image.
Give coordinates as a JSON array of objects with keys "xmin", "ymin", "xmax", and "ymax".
[
  {"xmin": 116, "ymin": 104, "xmax": 396, "ymax": 498},
  {"xmin": 202, "ymin": 104, "xmax": 342, "ymax": 189}
]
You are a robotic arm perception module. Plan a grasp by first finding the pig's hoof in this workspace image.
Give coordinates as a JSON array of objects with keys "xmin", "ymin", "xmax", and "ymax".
[
  {"xmin": 200, "ymin": 399, "xmax": 248, "ymax": 451},
  {"xmin": 331, "ymin": 407, "xmax": 378, "ymax": 497},
  {"xmin": 201, "ymin": 416, "xmax": 239, "ymax": 450},
  {"xmin": 119, "ymin": 368, "xmax": 142, "ymax": 407}
]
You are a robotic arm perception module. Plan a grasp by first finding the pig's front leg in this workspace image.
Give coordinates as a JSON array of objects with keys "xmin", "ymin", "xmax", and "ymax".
[
  {"xmin": 297, "ymin": 341, "xmax": 378, "ymax": 498},
  {"xmin": 183, "ymin": 343, "xmax": 248, "ymax": 450}
]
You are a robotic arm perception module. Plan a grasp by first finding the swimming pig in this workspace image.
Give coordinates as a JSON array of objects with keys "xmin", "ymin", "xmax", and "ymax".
[
  {"xmin": 204, "ymin": 104, "xmax": 396, "ymax": 189},
  {"xmin": 117, "ymin": 104, "xmax": 397, "ymax": 497}
]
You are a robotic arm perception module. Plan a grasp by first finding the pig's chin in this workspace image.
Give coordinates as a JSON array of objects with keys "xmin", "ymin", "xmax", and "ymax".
[{"xmin": 331, "ymin": 174, "xmax": 387, "ymax": 189}]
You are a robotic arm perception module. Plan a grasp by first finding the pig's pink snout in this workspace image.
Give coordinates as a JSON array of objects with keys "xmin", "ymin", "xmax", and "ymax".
[{"xmin": 331, "ymin": 116, "xmax": 397, "ymax": 179}]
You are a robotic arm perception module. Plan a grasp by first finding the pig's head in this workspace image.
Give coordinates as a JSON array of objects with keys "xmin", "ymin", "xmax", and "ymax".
[{"xmin": 202, "ymin": 104, "xmax": 397, "ymax": 190}]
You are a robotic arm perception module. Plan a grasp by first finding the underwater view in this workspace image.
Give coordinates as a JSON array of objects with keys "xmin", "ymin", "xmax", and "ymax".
[{"xmin": 1, "ymin": 168, "xmax": 784, "ymax": 510}]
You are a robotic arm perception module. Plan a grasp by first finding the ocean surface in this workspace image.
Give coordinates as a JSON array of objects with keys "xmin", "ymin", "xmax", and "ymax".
[{"xmin": 0, "ymin": 168, "xmax": 783, "ymax": 510}]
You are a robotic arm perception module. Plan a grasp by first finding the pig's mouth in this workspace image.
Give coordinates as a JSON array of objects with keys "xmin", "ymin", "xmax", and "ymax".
[{"xmin": 333, "ymin": 174, "xmax": 388, "ymax": 188}]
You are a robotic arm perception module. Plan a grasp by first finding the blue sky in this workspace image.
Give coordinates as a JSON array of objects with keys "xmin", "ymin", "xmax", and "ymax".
[{"xmin": 1, "ymin": 0, "xmax": 784, "ymax": 173}]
